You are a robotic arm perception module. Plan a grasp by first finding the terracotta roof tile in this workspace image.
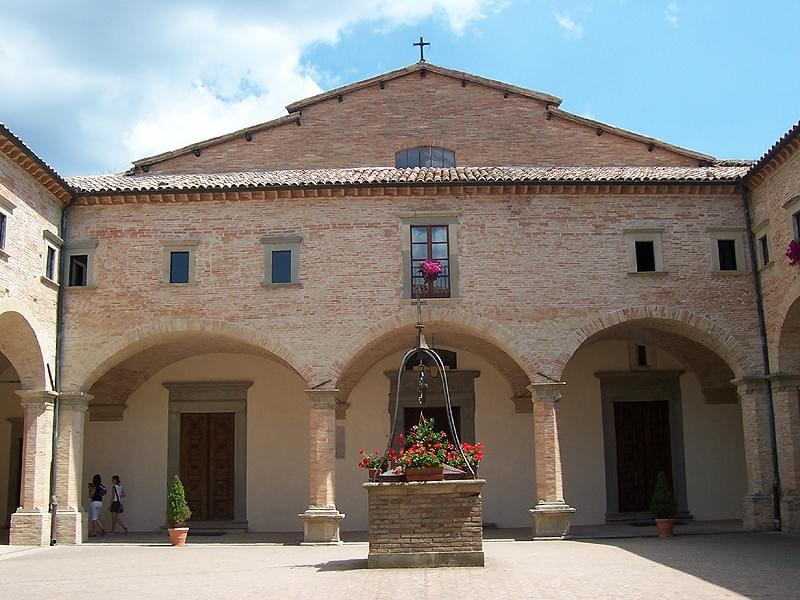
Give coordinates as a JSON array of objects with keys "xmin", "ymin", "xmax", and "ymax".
[{"xmin": 68, "ymin": 165, "xmax": 749, "ymax": 195}]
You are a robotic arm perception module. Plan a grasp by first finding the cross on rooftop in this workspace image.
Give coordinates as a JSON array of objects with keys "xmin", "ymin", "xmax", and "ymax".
[{"xmin": 413, "ymin": 36, "xmax": 430, "ymax": 62}]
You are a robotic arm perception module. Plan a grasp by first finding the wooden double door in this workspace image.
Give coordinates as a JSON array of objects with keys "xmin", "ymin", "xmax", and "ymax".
[
  {"xmin": 614, "ymin": 400, "xmax": 673, "ymax": 513},
  {"xmin": 179, "ymin": 413, "xmax": 235, "ymax": 521}
]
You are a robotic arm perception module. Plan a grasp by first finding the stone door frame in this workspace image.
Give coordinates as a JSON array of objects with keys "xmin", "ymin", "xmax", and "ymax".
[
  {"xmin": 596, "ymin": 370, "xmax": 689, "ymax": 519},
  {"xmin": 164, "ymin": 381, "xmax": 251, "ymax": 524}
]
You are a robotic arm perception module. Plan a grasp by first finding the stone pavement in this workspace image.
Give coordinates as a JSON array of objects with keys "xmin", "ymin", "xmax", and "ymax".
[{"xmin": 1, "ymin": 532, "xmax": 798, "ymax": 600}]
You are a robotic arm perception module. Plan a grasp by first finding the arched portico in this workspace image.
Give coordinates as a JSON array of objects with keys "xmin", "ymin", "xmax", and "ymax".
[
  {"xmin": 774, "ymin": 291, "xmax": 800, "ymax": 532},
  {"xmin": 0, "ymin": 304, "xmax": 53, "ymax": 546},
  {"xmin": 555, "ymin": 306, "xmax": 769, "ymax": 530}
]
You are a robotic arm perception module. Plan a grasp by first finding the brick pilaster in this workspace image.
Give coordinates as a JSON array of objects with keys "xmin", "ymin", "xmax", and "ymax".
[
  {"xmin": 770, "ymin": 374, "xmax": 800, "ymax": 532},
  {"xmin": 299, "ymin": 389, "xmax": 344, "ymax": 543},
  {"xmin": 734, "ymin": 378, "xmax": 777, "ymax": 530},
  {"xmin": 9, "ymin": 390, "xmax": 56, "ymax": 546},
  {"xmin": 54, "ymin": 392, "xmax": 92, "ymax": 544},
  {"xmin": 527, "ymin": 383, "xmax": 575, "ymax": 538}
]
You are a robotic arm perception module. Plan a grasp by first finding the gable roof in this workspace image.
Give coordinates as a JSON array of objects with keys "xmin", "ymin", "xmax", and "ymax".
[
  {"xmin": 0, "ymin": 123, "xmax": 73, "ymax": 202},
  {"xmin": 130, "ymin": 62, "xmax": 716, "ymax": 171},
  {"xmin": 284, "ymin": 62, "xmax": 563, "ymax": 113},
  {"xmin": 68, "ymin": 164, "xmax": 748, "ymax": 196},
  {"xmin": 745, "ymin": 120, "xmax": 800, "ymax": 186}
]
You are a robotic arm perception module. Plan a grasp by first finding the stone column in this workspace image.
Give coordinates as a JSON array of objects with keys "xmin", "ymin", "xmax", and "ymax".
[
  {"xmin": 734, "ymin": 378, "xmax": 777, "ymax": 530},
  {"xmin": 9, "ymin": 390, "xmax": 56, "ymax": 546},
  {"xmin": 528, "ymin": 383, "xmax": 575, "ymax": 538},
  {"xmin": 54, "ymin": 392, "xmax": 92, "ymax": 544},
  {"xmin": 771, "ymin": 374, "xmax": 800, "ymax": 532},
  {"xmin": 299, "ymin": 389, "xmax": 344, "ymax": 544}
]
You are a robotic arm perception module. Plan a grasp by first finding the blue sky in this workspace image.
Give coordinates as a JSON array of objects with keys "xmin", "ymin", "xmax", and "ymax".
[{"xmin": 1, "ymin": 1, "xmax": 798, "ymax": 175}]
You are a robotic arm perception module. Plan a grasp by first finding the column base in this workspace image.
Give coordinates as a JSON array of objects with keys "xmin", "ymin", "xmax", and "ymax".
[
  {"xmin": 54, "ymin": 510, "xmax": 89, "ymax": 545},
  {"xmin": 9, "ymin": 510, "xmax": 51, "ymax": 546},
  {"xmin": 742, "ymin": 493, "xmax": 776, "ymax": 531},
  {"xmin": 299, "ymin": 506, "xmax": 345, "ymax": 544},
  {"xmin": 529, "ymin": 501, "xmax": 576, "ymax": 539},
  {"xmin": 780, "ymin": 491, "xmax": 800, "ymax": 533}
]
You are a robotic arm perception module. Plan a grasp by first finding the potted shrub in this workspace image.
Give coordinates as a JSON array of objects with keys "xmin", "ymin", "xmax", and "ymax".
[
  {"xmin": 166, "ymin": 474, "xmax": 192, "ymax": 546},
  {"xmin": 397, "ymin": 417, "xmax": 449, "ymax": 481},
  {"xmin": 649, "ymin": 471, "xmax": 677, "ymax": 537},
  {"xmin": 358, "ymin": 449, "xmax": 395, "ymax": 479}
]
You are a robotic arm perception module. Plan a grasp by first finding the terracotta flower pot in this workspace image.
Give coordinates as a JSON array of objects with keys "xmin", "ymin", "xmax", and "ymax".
[
  {"xmin": 168, "ymin": 527, "xmax": 189, "ymax": 546},
  {"xmin": 405, "ymin": 466, "xmax": 444, "ymax": 482},
  {"xmin": 368, "ymin": 468, "xmax": 378, "ymax": 480},
  {"xmin": 655, "ymin": 518, "xmax": 674, "ymax": 538}
]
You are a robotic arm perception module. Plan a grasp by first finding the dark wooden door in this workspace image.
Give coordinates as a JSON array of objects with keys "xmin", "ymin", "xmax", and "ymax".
[
  {"xmin": 180, "ymin": 413, "xmax": 235, "ymax": 521},
  {"xmin": 614, "ymin": 401, "xmax": 672, "ymax": 513}
]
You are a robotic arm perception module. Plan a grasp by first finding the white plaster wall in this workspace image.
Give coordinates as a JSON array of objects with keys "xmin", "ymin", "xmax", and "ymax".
[
  {"xmin": 560, "ymin": 340, "xmax": 747, "ymax": 525},
  {"xmin": 337, "ymin": 348, "xmax": 535, "ymax": 531},
  {"xmin": 82, "ymin": 353, "xmax": 308, "ymax": 532}
]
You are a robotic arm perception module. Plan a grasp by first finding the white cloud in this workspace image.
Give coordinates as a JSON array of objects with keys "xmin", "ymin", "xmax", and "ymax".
[
  {"xmin": 0, "ymin": 1, "xmax": 505, "ymax": 174},
  {"xmin": 665, "ymin": 2, "xmax": 680, "ymax": 27},
  {"xmin": 554, "ymin": 11, "xmax": 584, "ymax": 39}
]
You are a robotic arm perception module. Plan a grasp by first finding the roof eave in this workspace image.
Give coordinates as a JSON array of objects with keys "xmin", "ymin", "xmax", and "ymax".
[{"xmin": 0, "ymin": 123, "xmax": 73, "ymax": 202}]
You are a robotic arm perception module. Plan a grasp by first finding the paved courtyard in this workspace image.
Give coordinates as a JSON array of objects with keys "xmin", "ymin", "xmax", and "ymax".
[{"xmin": 1, "ymin": 532, "xmax": 798, "ymax": 599}]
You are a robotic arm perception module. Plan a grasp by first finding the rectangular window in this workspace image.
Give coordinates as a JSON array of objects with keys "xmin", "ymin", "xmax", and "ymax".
[
  {"xmin": 68, "ymin": 254, "xmax": 88, "ymax": 287},
  {"xmin": 794, "ymin": 212, "xmax": 800, "ymax": 241},
  {"xmin": 271, "ymin": 250, "xmax": 292, "ymax": 284},
  {"xmin": 169, "ymin": 251, "xmax": 190, "ymax": 283},
  {"xmin": 758, "ymin": 235, "xmax": 770, "ymax": 267},
  {"xmin": 45, "ymin": 245, "xmax": 57, "ymax": 280},
  {"xmin": 410, "ymin": 225, "xmax": 450, "ymax": 298},
  {"xmin": 0, "ymin": 212, "xmax": 6, "ymax": 249},
  {"xmin": 634, "ymin": 241, "xmax": 656, "ymax": 272},
  {"xmin": 717, "ymin": 239, "xmax": 738, "ymax": 271}
]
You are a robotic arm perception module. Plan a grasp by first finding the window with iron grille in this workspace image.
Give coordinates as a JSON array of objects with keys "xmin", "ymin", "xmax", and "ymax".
[
  {"xmin": 410, "ymin": 225, "xmax": 450, "ymax": 298},
  {"xmin": 396, "ymin": 146, "xmax": 455, "ymax": 168}
]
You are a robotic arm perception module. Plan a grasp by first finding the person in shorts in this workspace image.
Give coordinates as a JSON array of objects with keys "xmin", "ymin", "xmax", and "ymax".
[
  {"xmin": 109, "ymin": 474, "xmax": 128, "ymax": 534},
  {"xmin": 87, "ymin": 473, "xmax": 107, "ymax": 537}
]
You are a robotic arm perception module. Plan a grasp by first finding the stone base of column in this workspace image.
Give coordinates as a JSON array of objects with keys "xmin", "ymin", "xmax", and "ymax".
[
  {"xmin": 9, "ymin": 510, "xmax": 51, "ymax": 546},
  {"xmin": 780, "ymin": 491, "xmax": 800, "ymax": 533},
  {"xmin": 742, "ymin": 494, "xmax": 776, "ymax": 531},
  {"xmin": 529, "ymin": 501, "xmax": 576, "ymax": 539},
  {"xmin": 54, "ymin": 510, "xmax": 89, "ymax": 545},
  {"xmin": 299, "ymin": 506, "xmax": 345, "ymax": 544}
]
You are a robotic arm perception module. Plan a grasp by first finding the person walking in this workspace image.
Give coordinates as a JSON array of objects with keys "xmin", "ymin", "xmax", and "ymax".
[
  {"xmin": 87, "ymin": 474, "xmax": 107, "ymax": 537},
  {"xmin": 109, "ymin": 474, "xmax": 128, "ymax": 534}
]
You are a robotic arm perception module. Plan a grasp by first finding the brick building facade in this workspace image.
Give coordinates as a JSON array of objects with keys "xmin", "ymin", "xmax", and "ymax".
[{"xmin": 0, "ymin": 62, "xmax": 798, "ymax": 545}]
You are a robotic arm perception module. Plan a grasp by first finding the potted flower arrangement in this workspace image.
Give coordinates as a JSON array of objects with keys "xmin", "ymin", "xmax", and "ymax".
[
  {"xmin": 357, "ymin": 449, "xmax": 396, "ymax": 479},
  {"xmin": 447, "ymin": 441, "xmax": 485, "ymax": 477},
  {"xmin": 166, "ymin": 474, "xmax": 192, "ymax": 546},
  {"xmin": 649, "ymin": 471, "xmax": 677, "ymax": 538},
  {"xmin": 787, "ymin": 240, "xmax": 800, "ymax": 266},
  {"xmin": 397, "ymin": 416, "xmax": 449, "ymax": 481}
]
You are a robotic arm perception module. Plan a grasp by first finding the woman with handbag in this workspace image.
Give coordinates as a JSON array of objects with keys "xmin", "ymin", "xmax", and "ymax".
[{"xmin": 109, "ymin": 474, "xmax": 128, "ymax": 534}]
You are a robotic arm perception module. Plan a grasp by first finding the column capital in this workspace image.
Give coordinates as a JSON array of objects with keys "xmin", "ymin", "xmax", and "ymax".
[
  {"xmin": 527, "ymin": 382, "xmax": 565, "ymax": 404},
  {"xmin": 305, "ymin": 388, "xmax": 340, "ymax": 409},
  {"xmin": 15, "ymin": 390, "xmax": 57, "ymax": 408},
  {"xmin": 769, "ymin": 373, "xmax": 800, "ymax": 392},
  {"xmin": 732, "ymin": 377, "xmax": 769, "ymax": 395},
  {"xmin": 59, "ymin": 391, "xmax": 94, "ymax": 412}
]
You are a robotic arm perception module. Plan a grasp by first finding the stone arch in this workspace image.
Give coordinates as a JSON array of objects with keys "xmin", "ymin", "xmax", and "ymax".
[
  {"xmin": 73, "ymin": 317, "xmax": 315, "ymax": 393},
  {"xmin": 551, "ymin": 305, "xmax": 751, "ymax": 382},
  {"xmin": 331, "ymin": 306, "xmax": 538, "ymax": 405},
  {"xmin": 0, "ymin": 299, "xmax": 47, "ymax": 390},
  {"xmin": 776, "ymin": 282, "xmax": 800, "ymax": 373}
]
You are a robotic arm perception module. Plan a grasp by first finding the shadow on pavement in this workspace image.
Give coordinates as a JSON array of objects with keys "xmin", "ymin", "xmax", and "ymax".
[
  {"xmin": 576, "ymin": 531, "xmax": 800, "ymax": 600},
  {"xmin": 316, "ymin": 558, "xmax": 368, "ymax": 571}
]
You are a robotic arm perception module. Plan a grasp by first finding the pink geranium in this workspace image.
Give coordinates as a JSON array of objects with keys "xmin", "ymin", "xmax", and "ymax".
[
  {"xmin": 420, "ymin": 259, "xmax": 443, "ymax": 281},
  {"xmin": 787, "ymin": 240, "xmax": 800, "ymax": 266}
]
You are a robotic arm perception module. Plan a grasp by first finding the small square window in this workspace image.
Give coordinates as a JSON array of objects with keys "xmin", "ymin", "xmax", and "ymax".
[
  {"xmin": 717, "ymin": 239, "xmax": 737, "ymax": 271},
  {"xmin": 68, "ymin": 254, "xmax": 88, "ymax": 287},
  {"xmin": 634, "ymin": 241, "xmax": 656, "ymax": 272},
  {"xmin": 271, "ymin": 250, "xmax": 292, "ymax": 284},
  {"xmin": 45, "ymin": 245, "xmax": 57, "ymax": 280},
  {"xmin": 169, "ymin": 251, "xmax": 190, "ymax": 283}
]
